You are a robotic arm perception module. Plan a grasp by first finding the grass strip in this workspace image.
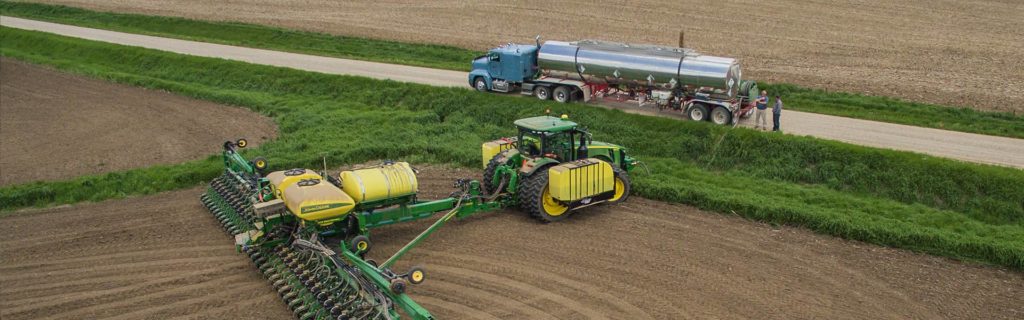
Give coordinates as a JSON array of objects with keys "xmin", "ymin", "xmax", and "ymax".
[
  {"xmin": 1, "ymin": 26, "xmax": 1022, "ymax": 269},
  {"xmin": 2, "ymin": 1, "xmax": 1022, "ymax": 138}
]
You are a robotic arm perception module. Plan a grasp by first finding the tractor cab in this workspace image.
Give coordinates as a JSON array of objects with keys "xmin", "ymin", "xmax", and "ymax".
[{"xmin": 514, "ymin": 116, "xmax": 586, "ymax": 162}]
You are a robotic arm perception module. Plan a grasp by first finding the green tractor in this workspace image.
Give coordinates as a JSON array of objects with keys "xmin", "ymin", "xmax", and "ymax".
[{"xmin": 482, "ymin": 115, "xmax": 637, "ymax": 221}]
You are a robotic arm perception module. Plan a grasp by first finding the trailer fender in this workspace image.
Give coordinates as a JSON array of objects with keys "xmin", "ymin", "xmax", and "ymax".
[
  {"xmin": 519, "ymin": 157, "xmax": 560, "ymax": 177},
  {"xmin": 686, "ymin": 99, "xmax": 734, "ymax": 114}
]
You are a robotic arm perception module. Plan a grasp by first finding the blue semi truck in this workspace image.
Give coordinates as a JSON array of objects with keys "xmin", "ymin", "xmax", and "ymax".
[{"xmin": 469, "ymin": 38, "xmax": 758, "ymax": 125}]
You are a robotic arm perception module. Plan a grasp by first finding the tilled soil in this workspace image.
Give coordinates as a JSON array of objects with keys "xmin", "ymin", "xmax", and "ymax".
[
  {"xmin": 0, "ymin": 188, "xmax": 294, "ymax": 320},
  {"xmin": 20, "ymin": 0, "xmax": 1024, "ymax": 113},
  {"xmin": 2, "ymin": 165, "xmax": 1020, "ymax": 319},
  {"xmin": 0, "ymin": 58, "xmax": 277, "ymax": 186}
]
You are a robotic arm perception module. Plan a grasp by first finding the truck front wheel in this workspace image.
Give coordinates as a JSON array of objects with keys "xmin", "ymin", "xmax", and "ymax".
[
  {"xmin": 688, "ymin": 104, "xmax": 709, "ymax": 121},
  {"xmin": 473, "ymin": 77, "xmax": 488, "ymax": 92},
  {"xmin": 553, "ymin": 86, "xmax": 572, "ymax": 103},
  {"xmin": 534, "ymin": 86, "xmax": 551, "ymax": 100},
  {"xmin": 710, "ymin": 106, "xmax": 733, "ymax": 125}
]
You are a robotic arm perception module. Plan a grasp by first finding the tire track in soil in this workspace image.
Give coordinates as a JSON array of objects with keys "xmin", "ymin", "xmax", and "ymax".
[
  {"xmin": 1, "ymin": 166, "xmax": 1021, "ymax": 319},
  {"xmin": 0, "ymin": 188, "xmax": 292, "ymax": 320}
]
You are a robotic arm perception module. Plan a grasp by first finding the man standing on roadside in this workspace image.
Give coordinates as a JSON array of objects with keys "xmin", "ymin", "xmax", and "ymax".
[
  {"xmin": 754, "ymin": 90, "xmax": 768, "ymax": 130},
  {"xmin": 772, "ymin": 95, "xmax": 783, "ymax": 132}
]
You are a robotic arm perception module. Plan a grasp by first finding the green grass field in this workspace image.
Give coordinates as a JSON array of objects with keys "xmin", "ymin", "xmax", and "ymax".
[
  {"xmin": 2, "ymin": 1, "xmax": 1022, "ymax": 139},
  {"xmin": 1, "ymin": 26, "xmax": 1022, "ymax": 269}
]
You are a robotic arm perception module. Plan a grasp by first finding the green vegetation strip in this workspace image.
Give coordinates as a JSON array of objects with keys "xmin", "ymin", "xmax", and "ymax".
[
  {"xmin": 1, "ymin": 27, "xmax": 1022, "ymax": 269},
  {"xmin": 2, "ymin": 1, "xmax": 1022, "ymax": 138}
]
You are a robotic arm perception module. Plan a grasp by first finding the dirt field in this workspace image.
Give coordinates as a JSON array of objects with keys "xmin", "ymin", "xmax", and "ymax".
[
  {"xmin": 3, "ymin": 165, "xmax": 1020, "ymax": 319},
  {"xmin": 19, "ymin": 0, "xmax": 1024, "ymax": 113},
  {"xmin": 0, "ymin": 58, "xmax": 276, "ymax": 186}
]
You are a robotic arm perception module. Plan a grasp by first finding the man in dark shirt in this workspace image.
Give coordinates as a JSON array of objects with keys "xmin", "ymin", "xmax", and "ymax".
[
  {"xmin": 754, "ymin": 90, "xmax": 768, "ymax": 130},
  {"xmin": 772, "ymin": 95, "xmax": 783, "ymax": 132}
]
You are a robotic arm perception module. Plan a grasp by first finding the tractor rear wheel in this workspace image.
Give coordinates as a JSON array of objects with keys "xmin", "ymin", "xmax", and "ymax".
[
  {"xmin": 518, "ymin": 172, "xmax": 570, "ymax": 222},
  {"xmin": 607, "ymin": 166, "xmax": 631, "ymax": 204}
]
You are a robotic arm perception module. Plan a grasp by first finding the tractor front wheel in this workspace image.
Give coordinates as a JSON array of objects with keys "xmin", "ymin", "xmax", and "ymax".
[
  {"xmin": 482, "ymin": 149, "xmax": 514, "ymax": 195},
  {"xmin": 519, "ymin": 172, "xmax": 569, "ymax": 222},
  {"xmin": 607, "ymin": 167, "xmax": 631, "ymax": 204}
]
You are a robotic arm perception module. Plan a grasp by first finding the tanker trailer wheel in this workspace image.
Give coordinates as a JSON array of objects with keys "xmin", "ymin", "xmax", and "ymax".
[
  {"xmin": 688, "ymin": 104, "xmax": 709, "ymax": 121},
  {"xmin": 534, "ymin": 86, "xmax": 551, "ymax": 100},
  {"xmin": 710, "ymin": 106, "xmax": 733, "ymax": 125},
  {"xmin": 607, "ymin": 167, "xmax": 631, "ymax": 204},
  {"xmin": 473, "ymin": 77, "xmax": 488, "ymax": 92},
  {"xmin": 518, "ymin": 172, "xmax": 569, "ymax": 223},
  {"xmin": 553, "ymin": 86, "xmax": 572, "ymax": 103}
]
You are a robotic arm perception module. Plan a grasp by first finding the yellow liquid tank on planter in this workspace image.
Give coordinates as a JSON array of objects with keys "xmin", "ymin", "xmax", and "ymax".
[
  {"xmin": 266, "ymin": 169, "xmax": 323, "ymax": 201},
  {"xmin": 339, "ymin": 162, "xmax": 419, "ymax": 203},
  {"xmin": 282, "ymin": 179, "xmax": 355, "ymax": 222}
]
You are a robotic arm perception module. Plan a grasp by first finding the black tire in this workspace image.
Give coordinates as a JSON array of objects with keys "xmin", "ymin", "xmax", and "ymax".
[
  {"xmin": 252, "ymin": 157, "xmax": 268, "ymax": 171},
  {"xmin": 473, "ymin": 77, "xmax": 488, "ymax": 92},
  {"xmin": 482, "ymin": 149, "xmax": 514, "ymax": 195},
  {"xmin": 236, "ymin": 138, "xmax": 248, "ymax": 148},
  {"xmin": 518, "ymin": 171, "xmax": 570, "ymax": 223},
  {"xmin": 534, "ymin": 86, "xmax": 551, "ymax": 100},
  {"xmin": 350, "ymin": 235, "xmax": 371, "ymax": 253},
  {"xmin": 688, "ymin": 104, "xmax": 709, "ymax": 121},
  {"xmin": 710, "ymin": 106, "xmax": 733, "ymax": 125},
  {"xmin": 389, "ymin": 278, "xmax": 407, "ymax": 294},
  {"xmin": 407, "ymin": 265, "xmax": 426, "ymax": 285},
  {"xmin": 607, "ymin": 166, "xmax": 631, "ymax": 204},
  {"xmin": 553, "ymin": 86, "xmax": 572, "ymax": 103}
]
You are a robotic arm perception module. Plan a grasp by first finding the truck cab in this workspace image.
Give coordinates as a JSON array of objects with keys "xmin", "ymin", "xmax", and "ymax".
[{"xmin": 469, "ymin": 44, "xmax": 538, "ymax": 92}]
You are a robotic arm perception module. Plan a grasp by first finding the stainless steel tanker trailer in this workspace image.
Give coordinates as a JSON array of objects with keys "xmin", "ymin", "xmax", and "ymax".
[{"xmin": 469, "ymin": 38, "xmax": 759, "ymax": 125}]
